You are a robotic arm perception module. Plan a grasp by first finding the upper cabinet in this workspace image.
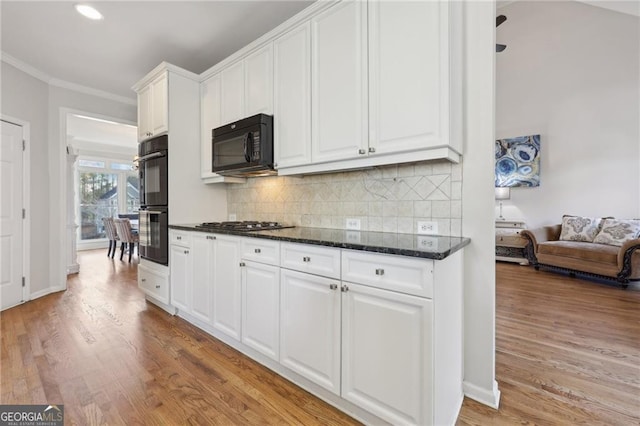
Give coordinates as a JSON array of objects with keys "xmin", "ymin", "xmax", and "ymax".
[{"xmin": 137, "ymin": 72, "xmax": 168, "ymax": 142}]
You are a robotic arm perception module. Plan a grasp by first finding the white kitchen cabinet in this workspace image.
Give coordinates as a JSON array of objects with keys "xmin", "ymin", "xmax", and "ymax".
[
  {"xmin": 137, "ymin": 72, "xmax": 168, "ymax": 142},
  {"xmin": 274, "ymin": 22, "xmax": 312, "ymax": 169},
  {"xmin": 220, "ymin": 61, "xmax": 245, "ymax": 125},
  {"xmin": 241, "ymin": 260, "xmax": 280, "ymax": 361},
  {"xmin": 368, "ymin": 1, "xmax": 459, "ymax": 155},
  {"xmin": 245, "ymin": 44, "xmax": 273, "ymax": 117},
  {"xmin": 280, "ymin": 268, "xmax": 341, "ymax": 395},
  {"xmin": 169, "ymin": 243, "xmax": 191, "ymax": 314},
  {"xmin": 138, "ymin": 261, "xmax": 170, "ymax": 305},
  {"xmin": 212, "ymin": 235, "xmax": 242, "ymax": 340},
  {"xmin": 341, "ymin": 282, "xmax": 433, "ymax": 426},
  {"xmin": 311, "ymin": 0, "xmax": 368, "ymax": 163},
  {"xmin": 200, "ymin": 73, "xmax": 222, "ymax": 180},
  {"xmin": 191, "ymin": 233, "xmax": 215, "ymax": 324}
]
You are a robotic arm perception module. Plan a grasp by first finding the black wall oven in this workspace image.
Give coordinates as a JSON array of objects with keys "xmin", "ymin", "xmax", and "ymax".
[{"xmin": 138, "ymin": 135, "xmax": 168, "ymax": 265}]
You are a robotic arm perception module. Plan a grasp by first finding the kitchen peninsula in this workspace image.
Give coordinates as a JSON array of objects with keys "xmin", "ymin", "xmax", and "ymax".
[{"xmin": 160, "ymin": 223, "xmax": 468, "ymax": 426}]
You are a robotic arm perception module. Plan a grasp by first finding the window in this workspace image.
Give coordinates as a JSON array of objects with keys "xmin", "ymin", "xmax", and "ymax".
[{"xmin": 77, "ymin": 156, "xmax": 139, "ymax": 242}]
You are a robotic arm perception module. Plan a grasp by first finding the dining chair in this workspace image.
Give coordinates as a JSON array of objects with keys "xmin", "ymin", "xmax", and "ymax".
[
  {"xmin": 113, "ymin": 218, "xmax": 139, "ymax": 263},
  {"xmin": 102, "ymin": 217, "xmax": 120, "ymax": 259}
]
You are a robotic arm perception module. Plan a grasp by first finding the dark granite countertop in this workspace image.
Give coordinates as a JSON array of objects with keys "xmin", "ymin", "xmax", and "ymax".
[{"xmin": 169, "ymin": 224, "xmax": 470, "ymax": 260}]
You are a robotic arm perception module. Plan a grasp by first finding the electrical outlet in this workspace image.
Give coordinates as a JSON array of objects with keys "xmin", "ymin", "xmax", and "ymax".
[
  {"xmin": 346, "ymin": 231, "xmax": 362, "ymax": 244},
  {"xmin": 346, "ymin": 218, "xmax": 361, "ymax": 230},
  {"xmin": 228, "ymin": 213, "xmax": 237, "ymax": 221},
  {"xmin": 417, "ymin": 221, "xmax": 438, "ymax": 235},
  {"xmin": 417, "ymin": 236, "xmax": 438, "ymax": 250}
]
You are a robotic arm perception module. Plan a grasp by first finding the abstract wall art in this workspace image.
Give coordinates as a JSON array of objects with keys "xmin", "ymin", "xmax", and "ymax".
[{"xmin": 495, "ymin": 134, "xmax": 540, "ymax": 187}]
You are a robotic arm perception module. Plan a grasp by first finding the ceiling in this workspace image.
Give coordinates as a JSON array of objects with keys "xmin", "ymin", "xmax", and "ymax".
[
  {"xmin": 67, "ymin": 113, "xmax": 137, "ymax": 150},
  {"xmin": 0, "ymin": 1, "xmax": 313, "ymax": 101}
]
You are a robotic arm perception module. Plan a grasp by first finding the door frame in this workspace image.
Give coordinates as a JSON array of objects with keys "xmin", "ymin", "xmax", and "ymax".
[{"xmin": 1, "ymin": 115, "xmax": 31, "ymax": 305}]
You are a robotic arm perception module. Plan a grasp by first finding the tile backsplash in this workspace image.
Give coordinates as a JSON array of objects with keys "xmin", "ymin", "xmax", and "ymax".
[{"xmin": 227, "ymin": 160, "xmax": 462, "ymax": 236}]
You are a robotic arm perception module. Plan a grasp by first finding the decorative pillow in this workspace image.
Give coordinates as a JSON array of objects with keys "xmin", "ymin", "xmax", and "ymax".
[
  {"xmin": 593, "ymin": 219, "xmax": 640, "ymax": 247},
  {"xmin": 559, "ymin": 216, "xmax": 602, "ymax": 242}
]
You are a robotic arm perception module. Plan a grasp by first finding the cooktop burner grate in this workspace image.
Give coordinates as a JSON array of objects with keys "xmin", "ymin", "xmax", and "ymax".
[{"xmin": 195, "ymin": 221, "xmax": 294, "ymax": 231}]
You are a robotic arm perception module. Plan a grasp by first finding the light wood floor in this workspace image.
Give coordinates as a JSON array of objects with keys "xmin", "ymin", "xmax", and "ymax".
[{"xmin": 1, "ymin": 251, "xmax": 639, "ymax": 425}]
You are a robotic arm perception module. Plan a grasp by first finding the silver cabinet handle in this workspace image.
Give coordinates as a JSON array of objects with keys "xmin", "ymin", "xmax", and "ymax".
[
  {"xmin": 341, "ymin": 285, "xmax": 349, "ymax": 292},
  {"xmin": 255, "ymin": 248, "xmax": 261, "ymax": 253},
  {"xmin": 155, "ymin": 285, "xmax": 160, "ymax": 289},
  {"xmin": 358, "ymin": 149, "xmax": 366, "ymax": 155},
  {"xmin": 206, "ymin": 235, "xmax": 214, "ymax": 240},
  {"xmin": 184, "ymin": 250, "xmax": 189, "ymax": 254},
  {"xmin": 239, "ymin": 262, "xmax": 246, "ymax": 267},
  {"xmin": 368, "ymin": 147, "xmax": 376, "ymax": 153},
  {"xmin": 375, "ymin": 268, "xmax": 385, "ymax": 276},
  {"xmin": 329, "ymin": 284, "xmax": 338, "ymax": 290},
  {"xmin": 177, "ymin": 236, "xmax": 182, "ymax": 240},
  {"xmin": 303, "ymin": 256, "xmax": 311, "ymax": 262}
]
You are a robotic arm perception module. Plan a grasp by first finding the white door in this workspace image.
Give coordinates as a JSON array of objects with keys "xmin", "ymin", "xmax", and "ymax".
[
  {"xmin": 241, "ymin": 260, "xmax": 280, "ymax": 360},
  {"xmin": 1, "ymin": 120, "xmax": 24, "ymax": 310},
  {"xmin": 201, "ymin": 73, "xmax": 222, "ymax": 179},
  {"xmin": 191, "ymin": 234, "xmax": 214, "ymax": 324},
  {"xmin": 137, "ymin": 84, "xmax": 152, "ymax": 141},
  {"xmin": 311, "ymin": 0, "xmax": 368, "ymax": 163},
  {"xmin": 273, "ymin": 22, "xmax": 312, "ymax": 169},
  {"xmin": 169, "ymin": 244, "xmax": 191, "ymax": 314},
  {"xmin": 245, "ymin": 44, "xmax": 274, "ymax": 116},
  {"xmin": 280, "ymin": 269, "xmax": 341, "ymax": 395},
  {"xmin": 341, "ymin": 282, "xmax": 433, "ymax": 426},
  {"xmin": 212, "ymin": 235, "xmax": 242, "ymax": 340},
  {"xmin": 151, "ymin": 73, "xmax": 169, "ymax": 136},
  {"xmin": 220, "ymin": 61, "xmax": 245, "ymax": 125}
]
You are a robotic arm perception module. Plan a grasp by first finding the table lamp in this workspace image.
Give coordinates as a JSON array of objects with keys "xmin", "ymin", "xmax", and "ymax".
[{"xmin": 495, "ymin": 187, "xmax": 510, "ymax": 220}]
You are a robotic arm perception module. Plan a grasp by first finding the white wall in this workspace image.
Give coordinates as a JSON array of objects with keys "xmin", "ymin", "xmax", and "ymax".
[
  {"xmin": 1, "ymin": 62, "xmax": 50, "ymax": 296},
  {"xmin": 496, "ymin": 1, "xmax": 640, "ymax": 227}
]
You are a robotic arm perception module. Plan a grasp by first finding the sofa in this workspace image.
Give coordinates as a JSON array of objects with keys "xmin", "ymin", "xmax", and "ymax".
[{"xmin": 521, "ymin": 217, "xmax": 640, "ymax": 287}]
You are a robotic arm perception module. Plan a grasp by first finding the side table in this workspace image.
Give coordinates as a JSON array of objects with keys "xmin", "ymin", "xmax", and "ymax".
[{"xmin": 495, "ymin": 220, "xmax": 529, "ymax": 265}]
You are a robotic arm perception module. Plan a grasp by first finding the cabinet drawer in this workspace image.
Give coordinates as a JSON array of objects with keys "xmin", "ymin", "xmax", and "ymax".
[
  {"xmin": 241, "ymin": 238, "xmax": 280, "ymax": 265},
  {"xmin": 139, "ymin": 266, "xmax": 170, "ymax": 304},
  {"xmin": 342, "ymin": 250, "xmax": 433, "ymax": 298},
  {"xmin": 281, "ymin": 243, "xmax": 341, "ymax": 279},
  {"xmin": 170, "ymin": 230, "xmax": 192, "ymax": 246}
]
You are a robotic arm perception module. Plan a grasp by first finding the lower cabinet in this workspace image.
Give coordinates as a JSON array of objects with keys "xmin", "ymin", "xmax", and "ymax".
[
  {"xmin": 191, "ymin": 233, "xmax": 215, "ymax": 324},
  {"xmin": 341, "ymin": 282, "xmax": 433, "ymax": 425},
  {"xmin": 169, "ymin": 243, "xmax": 191, "ymax": 313},
  {"xmin": 241, "ymin": 260, "xmax": 280, "ymax": 360},
  {"xmin": 280, "ymin": 268, "xmax": 341, "ymax": 395},
  {"xmin": 138, "ymin": 260, "xmax": 170, "ymax": 305},
  {"xmin": 211, "ymin": 235, "xmax": 242, "ymax": 339}
]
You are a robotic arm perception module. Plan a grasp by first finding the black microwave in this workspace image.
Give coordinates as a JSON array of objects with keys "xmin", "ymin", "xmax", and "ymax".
[{"xmin": 212, "ymin": 113, "xmax": 274, "ymax": 177}]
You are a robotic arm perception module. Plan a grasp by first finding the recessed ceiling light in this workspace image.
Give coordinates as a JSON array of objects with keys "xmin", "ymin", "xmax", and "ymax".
[{"xmin": 75, "ymin": 4, "xmax": 103, "ymax": 20}]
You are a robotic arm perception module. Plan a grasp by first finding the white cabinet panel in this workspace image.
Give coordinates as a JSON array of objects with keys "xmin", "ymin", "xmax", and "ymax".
[
  {"xmin": 212, "ymin": 235, "xmax": 242, "ymax": 339},
  {"xmin": 201, "ymin": 74, "xmax": 222, "ymax": 179},
  {"xmin": 241, "ymin": 238, "xmax": 280, "ymax": 265},
  {"xmin": 245, "ymin": 44, "xmax": 274, "ymax": 116},
  {"xmin": 151, "ymin": 73, "xmax": 169, "ymax": 137},
  {"xmin": 368, "ymin": 1, "xmax": 445, "ymax": 154},
  {"xmin": 342, "ymin": 282, "xmax": 433, "ymax": 426},
  {"xmin": 221, "ymin": 61, "xmax": 245, "ymax": 125},
  {"xmin": 280, "ymin": 269, "xmax": 341, "ymax": 394},
  {"xmin": 311, "ymin": 0, "xmax": 367, "ymax": 163},
  {"xmin": 138, "ymin": 264, "xmax": 169, "ymax": 304},
  {"xmin": 191, "ymin": 233, "xmax": 215, "ymax": 324},
  {"xmin": 137, "ymin": 84, "xmax": 152, "ymax": 141},
  {"xmin": 274, "ymin": 22, "xmax": 312, "ymax": 169},
  {"xmin": 281, "ymin": 242, "xmax": 341, "ymax": 279},
  {"xmin": 170, "ymin": 244, "xmax": 191, "ymax": 313},
  {"xmin": 242, "ymin": 261, "xmax": 280, "ymax": 360}
]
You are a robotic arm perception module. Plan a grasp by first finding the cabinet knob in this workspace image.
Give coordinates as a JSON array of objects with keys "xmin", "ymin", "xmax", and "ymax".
[
  {"xmin": 155, "ymin": 285, "xmax": 160, "ymax": 289},
  {"xmin": 341, "ymin": 285, "xmax": 349, "ymax": 292},
  {"xmin": 254, "ymin": 248, "xmax": 261, "ymax": 254},
  {"xmin": 239, "ymin": 262, "xmax": 246, "ymax": 267},
  {"xmin": 358, "ymin": 149, "xmax": 366, "ymax": 155},
  {"xmin": 303, "ymin": 256, "xmax": 311, "ymax": 262},
  {"xmin": 184, "ymin": 250, "xmax": 189, "ymax": 254},
  {"xmin": 375, "ymin": 268, "xmax": 385, "ymax": 276},
  {"xmin": 141, "ymin": 278, "xmax": 146, "ymax": 282},
  {"xmin": 206, "ymin": 235, "xmax": 215, "ymax": 240},
  {"xmin": 177, "ymin": 236, "xmax": 182, "ymax": 240},
  {"xmin": 368, "ymin": 147, "xmax": 376, "ymax": 153},
  {"xmin": 274, "ymin": 163, "xmax": 278, "ymax": 168},
  {"xmin": 329, "ymin": 283, "xmax": 338, "ymax": 290}
]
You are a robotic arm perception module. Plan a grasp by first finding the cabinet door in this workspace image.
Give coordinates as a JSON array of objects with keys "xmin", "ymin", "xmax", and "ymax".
[
  {"xmin": 137, "ymin": 84, "xmax": 152, "ymax": 141},
  {"xmin": 151, "ymin": 73, "xmax": 169, "ymax": 136},
  {"xmin": 280, "ymin": 269, "xmax": 340, "ymax": 395},
  {"xmin": 191, "ymin": 234, "xmax": 215, "ymax": 324},
  {"xmin": 201, "ymin": 74, "xmax": 222, "ymax": 179},
  {"xmin": 170, "ymin": 244, "xmax": 191, "ymax": 314},
  {"xmin": 241, "ymin": 261, "xmax": 280, "ymax": 360},
  {"xmin": 212, "ymin": 235, "xmax": 242, "ymax": 340},
  {"xmin": 245, "ymin": 44, "xmax": 273, "ymax": 116},
  {"xmin": 274, "ymin": 22, "xmax": 312, "ymax": 169},
  {"xmin": 341, "ymin": 282, "xmax": 433, "ymax": 426},
  {"xmin": 311, "ymin": 0, "xmax": 367, "ymax": 163},
  {"xmin": 368, "ymin": 1, "xmax": 445, "ymax": 154},
  {"xmin": 221, "ymin": 61, "xmax": 245, "ymax": 125}
]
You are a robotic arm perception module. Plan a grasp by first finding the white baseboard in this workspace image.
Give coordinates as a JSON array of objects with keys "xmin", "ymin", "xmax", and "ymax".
[
  {"xmin": 30, "ymin": 286, "xmax": 65, "ymax": 301},
  {"xmin": 463, "ymin": 380, "xmax": 501, "ymax": 409}
]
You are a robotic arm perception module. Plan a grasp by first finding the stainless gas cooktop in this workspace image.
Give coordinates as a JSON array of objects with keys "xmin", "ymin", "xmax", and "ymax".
[{"xmin": 194, "ymin": 221, "xmax": 294, "ymax": 232}]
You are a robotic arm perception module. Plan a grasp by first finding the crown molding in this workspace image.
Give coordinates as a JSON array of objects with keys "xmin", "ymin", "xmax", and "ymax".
[{"xmin": 1, "ymin": 51, "xmax": 136, "ymax": 106}]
